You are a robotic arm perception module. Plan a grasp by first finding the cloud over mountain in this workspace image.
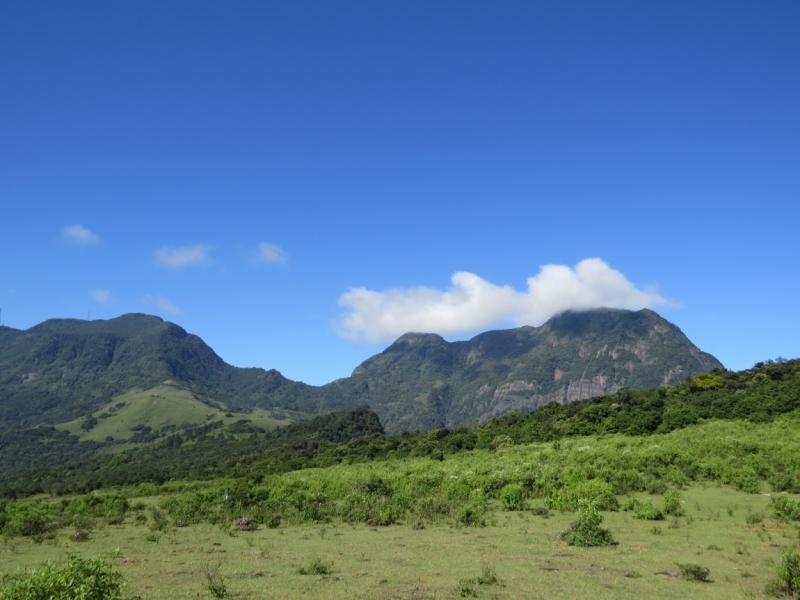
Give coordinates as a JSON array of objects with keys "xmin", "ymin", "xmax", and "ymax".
[
  {"xmin": 336, "ymin": 258, "xmax": 668, "ymax": 343},
  {"xmin": 90, "ymin": 289, "xmax": 115, "ymax": 305}
]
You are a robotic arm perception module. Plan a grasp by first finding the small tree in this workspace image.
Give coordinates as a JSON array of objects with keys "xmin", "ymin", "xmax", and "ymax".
[{"xmin": 560, "ymin": 500, "xmax": 616, "ymax": 547}]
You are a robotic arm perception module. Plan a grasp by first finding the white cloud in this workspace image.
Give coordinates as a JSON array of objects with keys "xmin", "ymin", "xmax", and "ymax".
[
  {"xmin": 255, "ymin": 242, "xmax": 287, "ymax": 265},
  {"xmin": 336, "ymin": 258, "xmax": 668, "ymax": 344},
  {"xmin": 142, "ymin": 294, "xmax": 182, "ymax": 315},
  {"xmin": 62, "ymin": 224, "xmax": 99, "ymax": 245},
  {"xmin": 90, "ymin": 289, "xmax": 115, "ymax": 305},
  {"xmin": 155, "ymin": 245, "xmax": 212, "ymax": 269}
]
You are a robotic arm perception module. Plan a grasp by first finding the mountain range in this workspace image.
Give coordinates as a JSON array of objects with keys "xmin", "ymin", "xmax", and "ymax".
[{"xmin": 0, "ymin": 308, "xmax": 722, "ymax": 434}]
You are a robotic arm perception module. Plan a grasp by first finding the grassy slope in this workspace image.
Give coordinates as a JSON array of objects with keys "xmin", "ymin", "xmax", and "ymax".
[
  {"xmin": 3, "ymin": 414, "xmax": 800, "ymax": 598},
  {"xmin": 54, "ymin": 381, "xmax": 292, "ymax": 445}
]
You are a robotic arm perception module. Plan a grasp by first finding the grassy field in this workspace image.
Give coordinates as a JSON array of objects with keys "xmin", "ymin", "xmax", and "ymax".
[
  {"xmin": 1, "ymin": 486, "xmax": 792, "ymax": 599},
  {"xmin": 54, "ymin": 381, "xmax": 293, "ymax": 446}
]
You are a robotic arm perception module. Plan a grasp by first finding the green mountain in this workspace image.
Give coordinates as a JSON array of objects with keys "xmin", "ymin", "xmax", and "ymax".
[
  {"xmin": 322, "ymin": 308, "xmax": 722, "ymax": 432},
  {"xmin": 0, "ymin": 309, "xmax": 721, "ymax": 436},
  {"xmin": 0, "ymin": 314, "xmax": 321, "ymax": 432}
]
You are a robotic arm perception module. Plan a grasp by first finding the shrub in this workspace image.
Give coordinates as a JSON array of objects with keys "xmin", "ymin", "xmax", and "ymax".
[
  {"xmin": 203, "ymin": 562, "xmax": 227, "ymax": 598},
  {"xmin": 0, "ymin": 554, "xmax": 124, "ymax": 599},
  {"xmin": 663, "ymin": 489, "xmax": 685, "ymax": 516},
  {"xmin": 769, "ymin": 496, "xmax": 800, "ymax": 522},
  {"xmin": 746, "ymin": 511, "xmax": 764, "ymax": 526},
  {"xmin": 455, "ymin": 581, "xmax": 478, "ymax": 597},
  {"xmin": 474, "ymin": 565, "xmax": 501, "ymax": 586},
  {"xmin": 455, "ymin": 502, "xmax": 487, "ymax": 527},
  {"xmin": 500, "ymin": 484, "xmax": 526, "ymax": 511},
  {"xmin": 297, "ymin": 558, "xmax": 330, "ymax": 575},
  {"xmin": 765, "ymin": 550, "xmax": 800, "ymax": 598},
  {"xmin": 266, "ymin": 513, "xmax": 282, "ymax": 529},
  {"xmin": 2, "ymin": 502, "xmax": 53, "ymax": 538},
  {"xmin": 677, "ymin": 563, "xmax": 711, "ymax": 582},
  {"xmin": 633, "ymin": 499, "xmax": 664, "ymax": 521},
  {"xmin": 560, "ymin": 500, "xmax": 616, "ymax": 547},
  {"xmin": 234, "ymin": 517, "xmax": 257, "ymax": 531},
  {"xmin": 547, "ymin": 479, "xmax": 619, "ymax": 512},
  {"xmin": 149, "ymin": 507, "xmax": 170, "ymax": 532},
  {"xmin": 623, "ymin": 497, "xmax": 664, "ymax": 520}
]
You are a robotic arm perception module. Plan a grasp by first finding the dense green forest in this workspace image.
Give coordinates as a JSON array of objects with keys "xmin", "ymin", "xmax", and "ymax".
[{"xmin": 3, "ymin": 358, "xmax": 797, "ymax": 498}]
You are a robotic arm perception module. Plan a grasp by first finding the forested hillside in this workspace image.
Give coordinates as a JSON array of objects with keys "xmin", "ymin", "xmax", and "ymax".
[
  {"xmin": 0, "ymin": 308, "xmax": 722, "ymax": 435},
  {"xmin": 2, "ymin": 358, "xmax": 795, "ymax": 498}
]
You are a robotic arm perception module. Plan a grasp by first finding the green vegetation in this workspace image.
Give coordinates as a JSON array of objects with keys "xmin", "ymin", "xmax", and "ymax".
[
  {"xmin": 0, "ymin": 308, "xmax": 723, "ymax": 436},
  {"xmin": 0, "ymin": 313, "xmax": 321, "ymax": 433},
  {"xmin": 0, "ymin": 314, "xmax": 796, "ymax": 597},
  {"xmin": 3, "ymin": 358, "xmax": 798, "ymax": 499},
  {"xmin": 54, "ymin": 382, "xmax": 291, "ymax": 445},
  {"xmin": 0, "ymin": 485, "xmax": 790, "ymax": 599},
  {"xmin": 766, "ymin": 549, "xmax": 800, "ymax": 597},
  {"xmin": 0, "ymin": 555, "xmax": 125, "ymax": 599},
  {"xmin": 560, "ymin": 500, "xmax": 616, "ymax": 546},
  {"xmin": 676, "ymin": 563, "xmax": 711, "ymax": 582}
]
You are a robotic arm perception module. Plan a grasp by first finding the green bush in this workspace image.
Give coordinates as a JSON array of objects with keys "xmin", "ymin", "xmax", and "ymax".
[
  {"xmin": 769, "ymin": 496, "xmax": 800, "ymax": 522},
  {"xmin": 1, "ymin": 503, "xmax": 53, "ymax": 538},
  {"xmin": 500, "ymin": 484, "xmax": 526, "ymax": 511},
  {"xmin": 297, "ymin": 558, "xmax": 330, "ymax": 575},
  {"xmin": 149, "ymin": 506, "xmax": 170, "ymax": 532},
  {"xmin": 663, "ymin": 489, "xmax": 685, "ymax": 516},
  {"xmin": 560, "ymin": 500, "xmax": 616, "ymax": 547},
  {"xmin": 455, "ymin": 501, "xmax": 487, "ymax": 527},
  {"xmin": 766, "ymin": 550, "xmax": 800, "ymax": 597},
  {"xmin": 547, "ymin": 479, "xmax": 619, "ymax": 512},
  {"xmin": 677, "ymin": 563, "xmax": 711, "ymax": 582},
  {"xmin": 0, "ymin": 554, "xmax": 124, "ymax": 599},
  {"xmin": 632, "ymin": 499, "xmax": 664, "ymax": 521}
]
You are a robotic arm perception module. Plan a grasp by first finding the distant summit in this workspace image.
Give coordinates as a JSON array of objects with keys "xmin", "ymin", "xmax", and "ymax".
[
  {"xmin": 0, "ymin": 309, "xmax": 721, "ymax": 434},
  {"xmin": 322, "ymin": 308, "xmax": 722, "ymax": 432}
]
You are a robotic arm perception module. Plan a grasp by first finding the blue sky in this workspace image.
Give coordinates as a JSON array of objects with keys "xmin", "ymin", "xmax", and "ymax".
[{"xmin": 1, "ymin": 1, "xmax": 798, "ymax": 385}]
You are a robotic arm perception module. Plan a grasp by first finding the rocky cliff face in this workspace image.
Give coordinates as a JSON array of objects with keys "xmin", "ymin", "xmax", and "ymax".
[{"xmin": 323, "ymin": 308, "xmax": 723, "ymax": 432}]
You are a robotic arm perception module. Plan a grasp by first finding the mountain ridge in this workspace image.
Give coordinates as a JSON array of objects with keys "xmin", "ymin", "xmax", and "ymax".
[{"xmin": 0, "ymin": 308, "xmax": 722, "ymax": 433}]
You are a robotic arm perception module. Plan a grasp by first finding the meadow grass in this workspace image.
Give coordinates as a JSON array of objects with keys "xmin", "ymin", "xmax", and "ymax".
[
  {"xmin": 54, "ymin": 381, "xmax": 291, "ymax": 445},
  {"xmin": 1, "ymin": 486, "xmax": 792, "ymax": 599}
]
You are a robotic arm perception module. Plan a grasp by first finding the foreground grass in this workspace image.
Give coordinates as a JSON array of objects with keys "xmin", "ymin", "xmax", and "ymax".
[{"xmin": 1, "ymin": 486, "xmax": 792, "ymax": 599}]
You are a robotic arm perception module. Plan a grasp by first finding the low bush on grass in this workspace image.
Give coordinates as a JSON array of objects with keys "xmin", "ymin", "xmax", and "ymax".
[
  {"xmin": 500, "ymin": 484, "xmax": 526, "ymax": 511},
  {"xmin": 474, "ymin": 565, "xmax": 501, "ymax": 586},
  {"xmin": 663, "ymin": 489, "xmax": 685, "ymax": 516},
  {"xmin": 765, "ymin": 549, "xmax": 800, "ymax": 598},
  {"xmin": 0, "ymin": 554, "xmax": 125, "ymax": 600},
  {"xmin": 559, "ymin": 500, "xmax": 616, "ymax": 547},
  {"xmin": 1, "ymin": 502, "xmax": 52, "ymax": 537},
  {"xmin": 769, "ymin": 496, "xmax": 800, "ymax": 522},
  {"xmin": 746, "ymin": 511, "xmax": 764, "ymax": 526},
  {"xmin": 148, "ymin": 506, "xmax": 170, "ymax": 532},
  {"xmin": 297, "ymin": 558, "xmax": 331, "ymax": 575},
  {"xmin": 202, "ymin": 562, "xmax": 227, "ymax": 598},
  {"xmin": 623, "ymin": 497, "xmax": 665, "ymax": 520},
  {"xmin": 677, "ymin": 563, "xmax": 711, "ymax": 582}
]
